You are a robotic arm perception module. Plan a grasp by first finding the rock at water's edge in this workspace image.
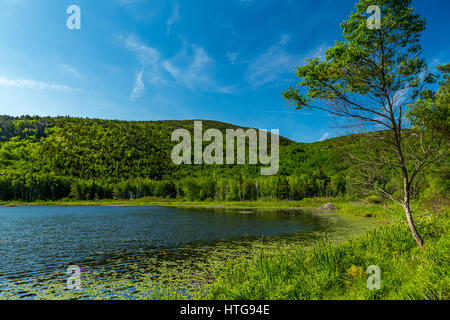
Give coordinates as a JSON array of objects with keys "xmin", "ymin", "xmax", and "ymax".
[{"xmin": 317, "ymin": 203, "xmax": 335, "ymax": 210}]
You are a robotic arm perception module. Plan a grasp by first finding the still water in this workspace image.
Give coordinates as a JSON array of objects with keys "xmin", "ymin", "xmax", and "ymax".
[{"xmin": 0, "ymin": 205, "xmax": 377, "ymax": 299}]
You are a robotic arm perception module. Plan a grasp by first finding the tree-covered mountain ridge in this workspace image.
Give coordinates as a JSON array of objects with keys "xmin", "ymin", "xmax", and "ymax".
[{"xmin": 0, "ymin": 115, "xmax": 446, "ymax": 202}]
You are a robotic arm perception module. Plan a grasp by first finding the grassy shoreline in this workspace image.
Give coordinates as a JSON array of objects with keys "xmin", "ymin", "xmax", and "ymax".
[
  {"xmin": 204, "ymin": 212, "xmax": 449, "ymax": 300},
  {"xmin": 0, "ymin": 197, "xmax": 338, "ymax": 208}
]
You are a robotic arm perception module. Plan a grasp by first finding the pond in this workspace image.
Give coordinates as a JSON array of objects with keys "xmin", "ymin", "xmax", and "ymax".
[{"xmin": 0, "ymin": 205, "xmax": 378, "ymax": 299}]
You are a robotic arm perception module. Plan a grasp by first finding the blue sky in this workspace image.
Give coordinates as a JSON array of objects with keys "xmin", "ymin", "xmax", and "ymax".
[{"xmin": 0, "ymin": 0, "xmax": 448, "ymax": 142}]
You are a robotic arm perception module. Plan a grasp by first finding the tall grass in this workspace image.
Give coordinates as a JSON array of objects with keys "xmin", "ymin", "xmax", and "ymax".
[{"xmin": 205, "ymin": 213, "xmax": 449, "ymax": 300}]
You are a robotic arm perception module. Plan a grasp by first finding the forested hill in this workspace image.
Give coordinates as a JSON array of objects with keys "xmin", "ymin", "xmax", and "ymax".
[
  {"xmin": 0, "ymin": 115, "xmax": 293, "ymax": 180},
  {"xmin": 0, "ymin": 115, "xmax": 445, "ymax": 202}
]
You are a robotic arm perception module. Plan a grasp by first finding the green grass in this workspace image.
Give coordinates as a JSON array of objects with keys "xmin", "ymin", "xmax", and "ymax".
[{"xmin": 203, "ymin": 212, "xmax": 449, "ymax": 300}]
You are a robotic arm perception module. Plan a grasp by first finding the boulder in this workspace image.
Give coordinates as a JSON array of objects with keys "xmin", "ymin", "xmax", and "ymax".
[{"xmin": 317, "ymin": 203, "xmax": 335, "ymax": 210}]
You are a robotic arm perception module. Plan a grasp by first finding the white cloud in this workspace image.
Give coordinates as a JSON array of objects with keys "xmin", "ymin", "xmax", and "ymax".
[
  {"xmin": 311, "ymin": 44, "xmax": 327, "ymax": 61},
  {"xmin": 124, "ymin": 35, "xmax": 160, "ymax": 66},
  {"xmin": 163, "ymin": 43, "xmax": 236, "ymax": 94},
  {"xmin": 392, "ymin": 88, "xmax": 409, "ymax": 108},
  {"xmin": 430, "ymin": 50, "xmax": 449, "ymax": 70},
  {"xmin": 245, "ymin": 36, "xmax": 328, "ymax": 87},
  {"xmin": 227, "ymin": 51, "xmax": 238, "ymax": 64},
  {"xmin": 163, "ymin": 44, "xmax": 213, "ymax": 88},
  {"xmin": 166, "ymin": 2, "xmax": 180, "ymax": 35},
  {"xmin": 60, "ymin": 64, "xmax": 86, "ymax": 79},
  {"xmin": 123, "ymin": 35, "xmax": 235, "ymax": 95},
  {"xmin": 245, "ymin": 34, "xmax": 300, "ymax": 87},
  {"xmin": 0, "ymin": 76, "xmax": 80, "ymax": 92},
  {"xmin": 118, "ymin": 0, "xmax": 165, "ymax": 23},
  {"xmin": 131, "ymin": 70, "xmax": 145, "ymax": 100},
  {"xmin": 319, "ymin": 132, "xmax": 329, "ymax": 141},
  {"xmin": 124, "ymin": 35, "xmax": 166, "ymax": 86}
]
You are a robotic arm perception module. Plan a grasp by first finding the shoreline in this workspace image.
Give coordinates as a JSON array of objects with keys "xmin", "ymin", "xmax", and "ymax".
[
  {"xmin": 0, "ymin": 198, "xmax": 401, "ymax": 220},
  {"xmin": 0, "ymin": 199, "xmax": 326, "ymax": 209},
  {"xmin": 0, "ymin": 201, "xmax": 319, "ymax": 211}
]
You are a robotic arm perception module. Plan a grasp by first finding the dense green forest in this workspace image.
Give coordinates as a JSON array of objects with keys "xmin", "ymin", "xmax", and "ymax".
[{"xmin": 0, "ymin": 115, "xmax": 447, "ymax": 203}]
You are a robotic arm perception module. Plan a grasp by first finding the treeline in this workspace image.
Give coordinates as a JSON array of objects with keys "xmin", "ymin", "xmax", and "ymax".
[
  {"xmin": 0, "ymin": 115, "xmax": 56, "ymax": 142},
  {"xmin": 0, "ymin": 171, "xmax": 347, "ymax": 201}
]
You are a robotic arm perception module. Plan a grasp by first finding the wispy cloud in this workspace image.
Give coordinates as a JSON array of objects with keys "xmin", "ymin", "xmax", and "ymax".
[
  {"xmin": 118, "ymin": 0, "xmax": 165, "ymax": 23},
  {"xmin": 131, "ymin": 70, "xmax": 145, "ymax": 100},
  {"xmin": 245, "ymin": 34, "xmax": 300, "ymax": 87},
  {"xmin": 245, "ymin": 36, "xmax": 328, "ymax": 87},
  {"xmin": 162, "ymin": 44, "xmax": 214, "ymax": 89},
  {"xmin": 123, "ymin": 35, "xmax": 167, "ymax": 86},
  {"xmin": 429, "ymin": 50, "xmax": 449, "ymax": 70},
  {"xmin": 60, "ymin": 64, "xmax": 86, "ymax": 79},
  {"xmin": 319, "ymin": 132, "xmax": 329, "ymax": 141},
  {"xmin": 124, "ymin": 35, "xmax": 160, "ymax": 66},
  {"xmin": 123, "ymin": 34, "xmax": 235, "ymax": 95},
  {"xmin": 311, "ymin": 44, "xmax": 327, "ymax": 61},
  {"xmin": 0, "ymin": 76, "xmax": 80, "ymax": 92},
  {"xmin": 163, "ymin": 42, "xmax": 236, "ymax": 93},
  {"xmin": 227, "ymin": 51, "xmax": 238, "ymax": 64},
  {"xmin": 166, "ymin": 2, "xmax": 180, "ymax": 35}
]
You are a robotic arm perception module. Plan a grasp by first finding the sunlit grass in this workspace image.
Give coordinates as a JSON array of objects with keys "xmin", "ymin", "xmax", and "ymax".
[{"xmin": 204, "ymin": 213, "xmax": 449, "ymax": 300}]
